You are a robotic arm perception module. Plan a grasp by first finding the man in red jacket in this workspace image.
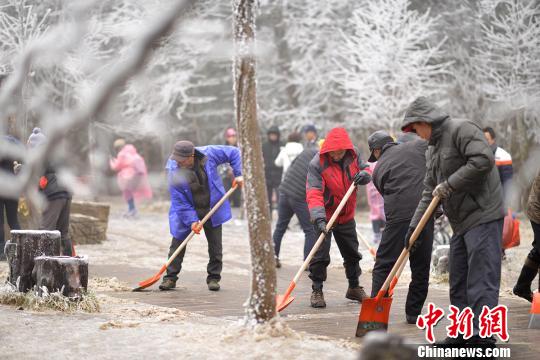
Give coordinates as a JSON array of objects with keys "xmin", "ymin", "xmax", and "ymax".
[{"xmin": 306, "ymin": 127, "xmax": 371, "ymax": 308}]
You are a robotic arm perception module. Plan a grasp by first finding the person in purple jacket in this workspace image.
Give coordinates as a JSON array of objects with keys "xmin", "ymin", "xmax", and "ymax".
[{"xmin": 159, "ymin": 141, "xmax": 243, "ymax": 292}]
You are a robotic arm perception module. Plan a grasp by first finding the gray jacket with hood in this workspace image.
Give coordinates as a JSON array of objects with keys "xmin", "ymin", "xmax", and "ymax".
[{"xmin": 402, "ymin": 97, "xmax": 504, "ymax": 235}]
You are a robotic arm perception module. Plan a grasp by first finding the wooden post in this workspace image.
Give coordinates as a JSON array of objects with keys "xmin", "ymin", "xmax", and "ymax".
[
  {"xmin": 5, "ymin": 230, "xmax": 61, "ymax": 291},
  {"xmin": 33, "ymin": 256, "xmax": 89, "ymax": 298}
]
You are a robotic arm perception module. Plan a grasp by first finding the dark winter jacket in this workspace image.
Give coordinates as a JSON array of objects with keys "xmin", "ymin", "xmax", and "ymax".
[
  {"xmin": 306, "ymin": 127, "xmax": 369, "ymax": 224},
  {"xmin": 403, "ymin": 97, "xmax": 504, "ymax": 235},
  {"xmin": 41, "ymin": 163, "xmax": 72, "ymax": 201},
  {"xmin": 372, "ymin": 139, "xmax": 428, "ymax": 225},
  {"xmin": 279, "ymin": 148, "xmax": 318, "ymax": 201},
  {"xmin": 166, "ymin": 145, "xmax": 242, "ymax": 239},
  {"xmin": 262, "ymin": 126, "xmax": 283, "ymax": 186},
  {"xmin": 527, "ymin": 171, "xmax": 540, "ymax": 224}
]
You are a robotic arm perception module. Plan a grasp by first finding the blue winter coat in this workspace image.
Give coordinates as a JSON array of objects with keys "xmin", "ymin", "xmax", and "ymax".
[{"xmin": 166, "ymin": 145, "xmax": 242, "ymax": 239}]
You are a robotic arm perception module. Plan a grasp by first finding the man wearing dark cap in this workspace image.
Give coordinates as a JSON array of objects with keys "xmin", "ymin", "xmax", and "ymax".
[
  {"xmin": 402, "ymin": 97, "xmax": 504, "ymax": 346},
  {"xmin": 302, "ymin": 124, "xmax": 319, "ymax": 150},
  {"xmin": 367, "ymin": 130, "xmax": 433, "ymax": 325},
  {"xmin": 160, "ymin": 140, "xmax": 243, "ymax": 291}
]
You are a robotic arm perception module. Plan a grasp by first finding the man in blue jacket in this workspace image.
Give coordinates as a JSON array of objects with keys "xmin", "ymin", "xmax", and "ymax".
[{"xmin": 159, "ymin": 140, "xmax": 243, "ymax": 291}]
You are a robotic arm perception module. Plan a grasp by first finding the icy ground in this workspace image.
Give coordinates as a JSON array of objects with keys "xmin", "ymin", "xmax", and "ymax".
[{"xmin": 0, "ymin": 198, "xmax": 535, "ymax": 359}]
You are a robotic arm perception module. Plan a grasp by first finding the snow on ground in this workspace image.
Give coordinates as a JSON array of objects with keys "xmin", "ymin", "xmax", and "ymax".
[
  {"xmin": 0, "ymin": 199, "xmax": 360, "ymax": 359},
  {"xmin": 0, "ymin": 292, "xmax": 356, "ymax": 359}
]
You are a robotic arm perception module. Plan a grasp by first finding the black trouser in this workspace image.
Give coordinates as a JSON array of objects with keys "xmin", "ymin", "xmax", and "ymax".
[
  {"xmin": 309, "ymin": 220, "xmax": 362, "ymax": 290},
  {"xmin": 371, "ymin": 219, "xmax": 434, "ymax": 317},
  {"xmin": 40, "ymin": 198, "xmax": 73, "ymax": 256},
  {"xmin": 527, "ymin": 220, "xmax": 540, "ymax": 264},
  {"xmin": 273, "ymin": 192, "xmax": 317, "ymax": 260},
  {"xmin": 449, "ymin": 219, "xmax": 503, "ymax": 337},
  {"xmin": 164, "ymin": 222, "xmax": 223, "ymax": 283},
  {"xmin": 0, "ymin": 197, "xmax": 21, "ymax": 254},
  {"xmin": 266, "ymin": 182, "xmax": 280, "ymax": 213}
]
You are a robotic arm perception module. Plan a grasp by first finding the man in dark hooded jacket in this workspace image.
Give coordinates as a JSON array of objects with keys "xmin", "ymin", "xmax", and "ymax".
[
  {"xmin": 367, "ymin": 130, "xmax": 434, "ymax": 325},
  {"xmin": 402, "ymin": 97, "xmax": 504, "ymax": 345},
  {"xmin": 262, "ymin": 126, "xmax": 283, "ymax": 215},
  {"xmin": 306, "ymin": 127, "xmax": 371, "ymax": 308}
]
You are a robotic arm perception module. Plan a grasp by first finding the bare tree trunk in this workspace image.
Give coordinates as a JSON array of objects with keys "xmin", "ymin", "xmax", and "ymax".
[{"xmin": 232, "ymin": 0, "xmax": 276, "ymax": 322}]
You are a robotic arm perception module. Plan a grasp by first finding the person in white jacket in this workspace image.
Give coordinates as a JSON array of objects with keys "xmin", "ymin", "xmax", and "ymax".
[{"xmin": 275, "ymin": 132, "xmax": 303, "ymax": 177}]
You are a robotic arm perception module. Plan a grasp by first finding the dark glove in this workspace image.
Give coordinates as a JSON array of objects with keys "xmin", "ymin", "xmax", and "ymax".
[
  {"xmin": 314, "ymin": 218, "xmax": 329, "ymax": 236},
  {"xmin": 353, "ymin": 170, "xmax": 371, "ymax": 186},
  {"xmin": 404, "ymin": 226, "xmax": 421, "ymax": 254},
  {"xmin": 432, "ymin": 181, "xmax": 453, "ymax": 200}
]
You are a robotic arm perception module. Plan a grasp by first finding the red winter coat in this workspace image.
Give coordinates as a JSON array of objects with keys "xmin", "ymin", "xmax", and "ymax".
[{"xmin": 306, "ymin": 127, "xmax": 367, "ymax": 225}]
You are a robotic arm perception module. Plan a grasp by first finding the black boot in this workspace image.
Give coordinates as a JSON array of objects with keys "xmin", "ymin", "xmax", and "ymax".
[{"xmin": 513, "ymin": 258, "xmax": 539, "ymax": 302}]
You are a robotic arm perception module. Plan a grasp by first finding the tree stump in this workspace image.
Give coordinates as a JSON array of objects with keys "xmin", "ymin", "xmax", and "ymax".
[
  {"xmin": 33, "ymin": 256, "xmax": 89, "ymax": 298},
  {"xmin": 70, "ymin": 201, "xmax": 110, "ymax": 230},
  {"xmin": 69, "ymin": 214, "xmax": 107, "ymax": 245},
  {"xmin": 5, "ymin": 230, "xmax": 61, "ymax": 291}
]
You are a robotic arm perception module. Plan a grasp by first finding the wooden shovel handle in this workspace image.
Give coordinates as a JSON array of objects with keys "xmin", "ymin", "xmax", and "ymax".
[
  {"xmin": 291, "ymin": 183, "xmax": 357, "ymax": 284},
  {"xmin": 376, "ymin": 196, "xmax": 440, "ymax": 299}
]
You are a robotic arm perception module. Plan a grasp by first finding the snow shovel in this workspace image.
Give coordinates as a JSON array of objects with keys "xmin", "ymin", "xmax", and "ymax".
[
  {"xmin": 133, "ymin": 184, "xmax": 239, "ymax": 291},
  {"xmin": 357, "ymin": 229, "xmax": 376, "ymax": 260},
  {"xmin": 356, "ymin": 196, "xmax": 440, "ymax": 337},
  {"xmin": 276, "ymin": 183, "xmax": 358, "ymax": 312}
]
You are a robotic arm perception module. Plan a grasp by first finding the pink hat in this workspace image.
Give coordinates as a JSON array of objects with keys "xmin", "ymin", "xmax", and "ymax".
[{"xmin": 225, "ymin": 128, "xmax": 237, "ymax": 137}]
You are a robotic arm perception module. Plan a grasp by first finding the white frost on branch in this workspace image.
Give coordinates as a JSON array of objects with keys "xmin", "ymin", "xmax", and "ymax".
[{"xmin": 334, "ymin": 0, "xmax": 451, "ymax": 130}]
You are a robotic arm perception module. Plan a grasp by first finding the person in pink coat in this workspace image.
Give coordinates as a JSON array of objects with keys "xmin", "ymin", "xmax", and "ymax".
[
  {"xmin": 110, "ymin": 139, "xmax": 153, "ymax": 217},
  {"xmin": 366, "ymin": 162, "xmax": 385, "ymax": 244}
]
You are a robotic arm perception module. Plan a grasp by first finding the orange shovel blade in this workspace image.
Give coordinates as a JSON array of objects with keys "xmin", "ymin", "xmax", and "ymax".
[
  {"xmin": 276, "ymin": 294, "xmax": 295, "ymax": 312},
  {"xmin": 132, "ymin": 265, "xmax": 167, "ymax": 292},
  {"xmin": 356, "ymin": 296, "xmax": 393, "ymax": 337}
]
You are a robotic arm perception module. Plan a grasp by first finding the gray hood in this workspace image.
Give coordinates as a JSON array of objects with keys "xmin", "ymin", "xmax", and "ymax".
[{"xmin": 401, "ymin": 97, "xmax": 449, "ymax": 131}]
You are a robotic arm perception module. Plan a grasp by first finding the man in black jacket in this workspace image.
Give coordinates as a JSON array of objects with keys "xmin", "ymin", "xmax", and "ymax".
[
  {"xmin": 28, "ymin": 128, "xmax": 74, "ymax": 256},
  {"xmin": 272, "ymin": 148, "xmax": 319, "ymax": 267},
  {"xmin": 402, "ymin": 97, "xmax": 504, "ymax": 345},
  {"xmin": 367, "ymin": 130, "xmax": 434, "ymax": 325},
  {"xmin": 262, "ymin": 126, "xmax": 283, "ymax": 216}
]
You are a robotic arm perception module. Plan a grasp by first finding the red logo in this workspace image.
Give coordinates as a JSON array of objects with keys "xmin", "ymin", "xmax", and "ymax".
[
  {"xmin": 416, "ymin": 303, "xmax": 445, "ymax": 343},
  {"xmin": 417, "ymin": 304, "xmax": 509, "ymax": 343}
]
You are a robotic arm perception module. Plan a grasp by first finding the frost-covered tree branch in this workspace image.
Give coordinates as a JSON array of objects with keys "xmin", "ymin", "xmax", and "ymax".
[{"xmin": 0, "ymin": 0, "xmax": 197, "ymax": 204}]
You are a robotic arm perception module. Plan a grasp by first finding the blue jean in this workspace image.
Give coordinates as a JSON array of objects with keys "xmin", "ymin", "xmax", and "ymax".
[{"xmin": 272, "ymin": 192, "xmax": 317, "ymax": 260}]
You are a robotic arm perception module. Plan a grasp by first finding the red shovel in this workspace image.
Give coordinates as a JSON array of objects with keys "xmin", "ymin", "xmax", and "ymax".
[
  {"xmin": 355, "ymin": 196, "xmax": 440, "ymax": 337},
  {"xmin": 276, "ymin": 183, "xmax": 358, "ymax": 312},
  {"xmin": 133, "ymin": 185, "xmax": 239, "ymax": 291}
]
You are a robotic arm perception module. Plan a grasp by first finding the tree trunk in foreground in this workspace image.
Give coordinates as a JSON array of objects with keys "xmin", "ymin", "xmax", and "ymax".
[{"xmin": 233, "ymin": 0, "xmax": 277, "ymax": 322}]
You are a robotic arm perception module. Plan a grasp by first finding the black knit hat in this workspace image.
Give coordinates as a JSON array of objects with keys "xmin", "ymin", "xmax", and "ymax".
[{"xmin": 171, "ymin": 140, "xmax": 195, "ymax": 162}]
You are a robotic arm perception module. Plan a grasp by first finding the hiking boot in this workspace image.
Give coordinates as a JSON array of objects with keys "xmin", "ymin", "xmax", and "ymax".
[
  {"xmin": 310, "ymin": 289, "xmax": 326, "ymax": 308},
  {"xmin": 275, "ymin": 257, "xmax": 281, "ymax": 269},
  {"xmin": 158, "ymin": 278, "xmax": 176, "ymax": 291},
  {"xmin": 513, "ymin": 258, "xmax": 538, "ymax": 302},
  {"xmin": 345, "ymin": 286, "xmax": 368, "ymax": 303},
  {"xmin": 208, "ymin": 279, "xmax": 220, "ymax": 291},
  {"xmin": 513, "ymin": 285, "xmax": 533, "ymax": 302},
  {"xmin": 406, "ymin": 314, "xmax": 418, "ymax": 325}
]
